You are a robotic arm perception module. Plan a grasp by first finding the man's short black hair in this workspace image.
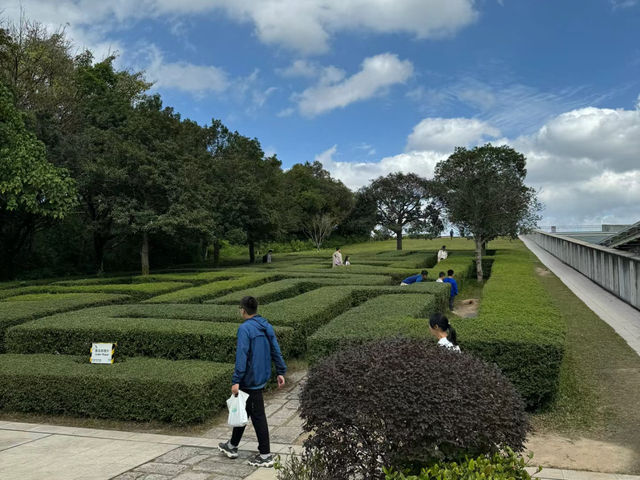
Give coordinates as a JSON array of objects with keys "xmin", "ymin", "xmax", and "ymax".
[
  {"xmin": 447, "ymin": 269, "xmax": 454, "ymax": 276},
  {"xmin": 336, "ymin": 246, "xmax": 340, "ymax": 251},
  {"xmin": 442, "ymin": 245, "xmax": 446, "ymax": 249},
  {"xmin": 438, "ymin": 271, "xmax": 446, "ymax": 277},
  {"xmin": 421, "ymin": 270, "xmax": 428, "ymax": 276},
  {"xmin": 240, "ymin": 296, "xmax": 258, "ymax": 315}
]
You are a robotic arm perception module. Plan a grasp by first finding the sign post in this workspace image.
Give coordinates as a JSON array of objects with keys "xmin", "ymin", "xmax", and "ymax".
[{"xmin": 90, "ymin": 343, "xmax": 115, "ymax": 364}]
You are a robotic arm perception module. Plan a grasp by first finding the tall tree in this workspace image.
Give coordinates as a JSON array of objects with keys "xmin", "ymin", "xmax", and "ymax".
[
  {"xmin": 111, "ymin": 95, "xmax": 210, "ymax": 275},
  {"xmin": 364, "ymin": 172, "xmax": 441, "ymax": 250},
  {"xmin": 207, "ymin": 132, "xmax": 284, "ymax": 263},
  {"xmin": 433, "ymin": 144, "xmax": 541, "ymax": 281},
  {"xmin": 282, "ymin": 161, "xmax": 354, "ymax": 239},
  {"xmin": 335, "ymin": 188, "xmax": 378, "ymax": 239},
  {"xmin": 0, "ymin": 83, "xmax": 77, "ymax": 277},
  {"xmin": 61, "ymin": 54, "xmax": 149, "ymax": 272}
]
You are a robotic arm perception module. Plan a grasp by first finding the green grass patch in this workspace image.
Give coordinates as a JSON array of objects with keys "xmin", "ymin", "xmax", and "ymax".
[
  {"xmin": 209, "ymin": 278, "xmax": 318, "ymax": 305},
  {"xmin": 0, "ymin": 354, "xmax": 233, "ymax": 423}
]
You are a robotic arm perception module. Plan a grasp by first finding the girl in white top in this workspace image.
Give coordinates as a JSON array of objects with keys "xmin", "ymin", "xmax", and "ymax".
[
  {"xmin": 429, "ymin": 313, "xmax": 461, "ymax": 352},
  {"xmin": 344, "ymin": 256, "xmax": 351, "ymax": 266}
]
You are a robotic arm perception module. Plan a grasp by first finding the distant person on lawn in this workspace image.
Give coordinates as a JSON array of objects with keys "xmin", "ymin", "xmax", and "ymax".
[
  {"xmin": 437, "ymin": 245, "xmax": 448, "ymax": 263},
  {"xmin": 450, "ymin": 229, "xmax": 454, "ymax": 240},
  {"xmin": 218, "ymin": 296, "xmax": 287, "ymax": 468},
  {"xmin": 436, "ymin": 271, "xmax": 446, "ymax": 283},
  {"xmin": 344, "ymin": 255, "xmax": 351, "ymax": 266},
  {"xmin": 429, "ymin": 312, "xmax": 460, "ymax": 352},
  {"xmin": 442, "ymin": 269, "xmax": 458, "ymax": 310},
  {"xmin": 400, "ymin": 270, "xmax": 428, "ymax": 286},
  {"xmin": 332, "ymin": 247, "xmax": 343, "ymax": 268}
]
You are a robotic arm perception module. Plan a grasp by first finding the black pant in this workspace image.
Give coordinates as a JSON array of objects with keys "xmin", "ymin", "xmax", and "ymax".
[
  {"xmin": 230, "ymin": 388, "xmax": 270, "ymax": 455},
  {"xmin": 449, "ymin": 295, "xmax": 455, "ymax": 310}
]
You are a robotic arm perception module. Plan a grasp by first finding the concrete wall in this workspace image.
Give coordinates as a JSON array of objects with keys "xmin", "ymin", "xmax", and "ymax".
[{"xmin": 529, "ymin": 231, "xmax": 640, "ymax": 310}]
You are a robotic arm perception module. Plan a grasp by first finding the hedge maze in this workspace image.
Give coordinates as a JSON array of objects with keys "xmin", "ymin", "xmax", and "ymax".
[{"xmin": 0, "ymin": 239, "xmax": 565, "ymax": 423}]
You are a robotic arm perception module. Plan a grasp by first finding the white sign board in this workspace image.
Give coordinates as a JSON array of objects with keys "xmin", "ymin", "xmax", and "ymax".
[{"xmin": 90, "ymin": 343, "xmax": 115, "ymax": 364}]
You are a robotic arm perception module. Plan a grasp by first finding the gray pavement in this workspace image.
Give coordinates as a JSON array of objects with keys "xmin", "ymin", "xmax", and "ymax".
[{"xmin": 521, "ymin": 235, "xmax": 640, "ymax": 356}]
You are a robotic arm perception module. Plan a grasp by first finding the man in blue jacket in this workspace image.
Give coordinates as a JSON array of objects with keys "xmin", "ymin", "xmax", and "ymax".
[
  {"xmin": 443, "ymin": 269, "xmax": 459, "ymax": 310},
  {"xmin": 218, "ymin": 296, "xmax": 287, "ymax": 468},
  {"xmin": 400, "ymin": 270, "xmax": 428, "ymax": 286}
]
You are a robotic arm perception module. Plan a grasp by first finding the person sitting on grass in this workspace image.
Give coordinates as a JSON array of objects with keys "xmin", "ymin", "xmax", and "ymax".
[
  {"xmin": 429, "ymin": 312, "xmax": 460, "ymax": 352},
  {"xmin": 344, "ymin": 255, "xmax": 351, "ymax": 266},
  {"xmin": 400, "ymin": 270, "xmax": 428, "ymax": 286},
  {"xmin": 442, "ymin": 269, "xmax": 458, "ymax": 310},
  {"xmin": 436, "ymin": 271, "xmax": 446, "ymax": 282}
]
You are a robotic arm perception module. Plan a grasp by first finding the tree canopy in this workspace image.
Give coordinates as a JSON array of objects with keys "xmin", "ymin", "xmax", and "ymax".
[
  {"xmin": 363, "ymin": 172, "xmax": 442, "ymax": 250},
  {"xmin": 432, "ymin": 144, "xmax": 540, "ymax": 280}
]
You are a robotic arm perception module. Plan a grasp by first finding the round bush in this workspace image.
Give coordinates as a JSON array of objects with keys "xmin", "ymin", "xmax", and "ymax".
[{"xmin": 299, "ymin": 338, "xmax": 529, "ymax": 479}]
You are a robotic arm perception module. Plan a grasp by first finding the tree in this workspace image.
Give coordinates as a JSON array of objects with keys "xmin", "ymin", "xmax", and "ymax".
[
  {"xmin": 303, "ymin": 213, "xmax": 337, "ymax": 250},
  {"xmin": 433, "ymin": 144, "xmax": 541, "ymax": 281},
  {"xmin": 0, "ymin": 83, "xmax": 77, "ymax": 277},
  {"xmin": 363, "ymin": 172, "xmax": 441, "ymax": 250},
  {"xmin": 206, "ymin": 130, "xmax": 285, "ymax": 264},
  {"xmin": 282, "ymin": 161, "xmax": 354, "ymax": 238},
  {"xmin": 335, "ymin": 188, "xmax": 378, "ymax": 239},
  {"xmin": 111, "ymin": 95, "xmax": 212, "ymax": 275}
]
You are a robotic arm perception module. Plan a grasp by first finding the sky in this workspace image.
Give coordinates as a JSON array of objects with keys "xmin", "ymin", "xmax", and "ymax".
[{"xmin": 3, "ymin": 0, "xmax": 640, "ymax": 227}]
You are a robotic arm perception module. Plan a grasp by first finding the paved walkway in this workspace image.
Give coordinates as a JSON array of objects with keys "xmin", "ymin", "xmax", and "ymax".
[{"xmin": 521, "ymin": 235, "xmax": 640, "ymax": 356}]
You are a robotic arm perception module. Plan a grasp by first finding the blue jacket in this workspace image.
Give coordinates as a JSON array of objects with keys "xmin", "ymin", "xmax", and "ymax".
[
  {"xmin": 402, "ymin": 274, "xmax": 424, "ymax": 284},
  {"xmin": 443, "ymin": 277, "xmax": 458, "ymax": 297},
  {"xmin": 232, "ymin": 315, "xmax": 287, "ymax": 390}
]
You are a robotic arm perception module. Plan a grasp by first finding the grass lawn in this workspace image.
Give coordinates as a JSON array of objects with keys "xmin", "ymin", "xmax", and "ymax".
[{"xmin": 529, "ymin": 254, "xmax": 640, "ymax": 457}]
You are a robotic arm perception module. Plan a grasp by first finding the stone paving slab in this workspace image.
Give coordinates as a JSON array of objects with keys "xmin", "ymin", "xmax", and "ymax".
[{"xmin": 0, "ymin": 432, "xmax": 176, "ymax": 480}]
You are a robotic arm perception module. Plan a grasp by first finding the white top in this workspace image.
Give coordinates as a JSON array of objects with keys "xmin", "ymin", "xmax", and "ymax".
[
  {"xmin": 345, "ymin": 260, "xmax": 351, "ymax": 266},
  {"xmin": 436, "ymin": 278, "xmax": 443, "ymax": 283},
  {"xmin": 332, "ymin": 251, "xmax": 343, "ymax": 266},
  {"xmin": 438, "ymin": 337, "xmax": 461, "ymax": 352},
  {"xmin": 437, "ymin": 250, "xmax": 448, "ymax": 262}
]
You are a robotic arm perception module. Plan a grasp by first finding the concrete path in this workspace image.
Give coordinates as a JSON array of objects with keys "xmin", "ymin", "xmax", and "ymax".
[
  {"xmin": 1, "ymin": 420, "xmax": 638, "ymax": 480},
  {"xmin": 521, "ymin": 235, "xmax": 640, "ymax": 356}
]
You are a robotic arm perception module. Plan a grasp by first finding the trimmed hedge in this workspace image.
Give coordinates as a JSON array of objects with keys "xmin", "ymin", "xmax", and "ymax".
[
  {"xmin": 6, "ymin": 315, "xmax": 298, "ymax": 361},
  {"xmin": 0, "ymin": 354, "xmax": 233, "ymax": 423},
  {"xmin": 307, "ymin": 294, "xmax": 437, "ymax": 363},
  {"xmin": 210, "ymin": 278, "xmax": 318, "ymax": 305},
  {"xmin": 71, "ymin": 303, "xmax": 239, "ymax": 323},
  {"xmin": 457, "ymin": 246, "xmax": 565, "ymax": 409},
  {"xmin": 0, "ymin": 293, "xmax": 129, "ymax": 352},
  {"xmin": 144, "ymin": 274, "xmax": 280, "ymax": 303},
  {"xmin": 0, "ymin": 282, "xmax": 189, "ymax": 297}
]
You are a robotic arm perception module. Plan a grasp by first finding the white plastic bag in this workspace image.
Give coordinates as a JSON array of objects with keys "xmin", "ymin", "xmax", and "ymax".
[{"xmin": 226, "ymin": 390, "xmax": 249, "ymax": 427}]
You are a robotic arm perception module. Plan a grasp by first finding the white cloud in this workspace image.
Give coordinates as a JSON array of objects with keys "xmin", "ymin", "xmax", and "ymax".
[
  {"xmin": 3, "ymin": 0, "xmax": 477, "ymax": 56},
  {"xmin": 295, "ymin": 53, "xmax": 413, "ymax": 116},
  {"xmin": 143, "ymin": 45, "xmax": 229, "ymax": 95},
  {"xmin": 316, "ymin": 145, "xmax": 445, "ymax": 190},
  {"xmin": 406, "ymin": 118, "xmax": 500, "ymax": 152},
  {"xmin": 319, "ymin": 101, "xmax": 640, "ymax": 225},
  {"xmin": 278, "ymin": 60, "xmax": 320, "ymax": 78},
  {"xmin": 206, "ymin": 0, "xmax": 478, "ymax": 54}
]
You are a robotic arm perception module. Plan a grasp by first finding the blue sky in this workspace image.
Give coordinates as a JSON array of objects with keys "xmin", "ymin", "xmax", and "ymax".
[{"xmin": 4, "ymin": 0, "xmax": 640, "ymax": 226}]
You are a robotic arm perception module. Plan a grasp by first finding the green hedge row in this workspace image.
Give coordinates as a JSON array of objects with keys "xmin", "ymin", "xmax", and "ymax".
[
  {"xmin": 0, "ymin": 293, "xmax": 129, "ymax": 352},
  {"xmin": 0, "ymin": 282, "xmax": 189, "ymax": 299},
  {"xmin": 209, "ymin": 278, "xmax": 318, "ymax": 305},
  {"xmin": 0, "ymin": 354, "xmax": 233, "ymax": 423},
  {"xmin": 456, "ymin": 247, "xmax": 564, "ymax": 409},
  {"xmin": 144, "ymin": 274, "xmax": 280, "ymax": 303},
  {"xmin": 6, "ymin": 314, "xmax": 298, "ymax": 361},
  {"xmin": 307, "ymin": 293, "xmax": 437, "ymax": 363}
]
